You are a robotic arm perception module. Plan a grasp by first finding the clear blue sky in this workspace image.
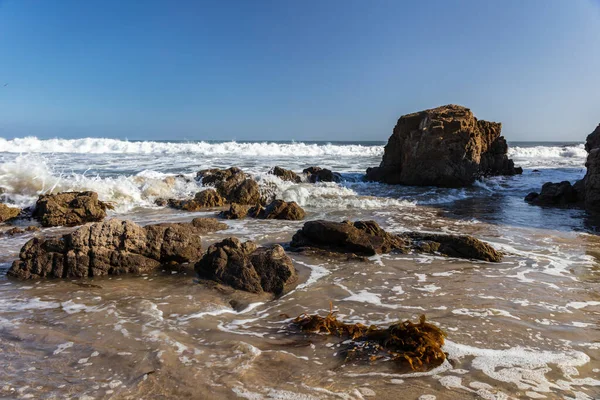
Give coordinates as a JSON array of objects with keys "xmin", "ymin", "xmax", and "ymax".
[{"xmin": 0, "ymin": 0, "xmax": 599, "ymax": 141}]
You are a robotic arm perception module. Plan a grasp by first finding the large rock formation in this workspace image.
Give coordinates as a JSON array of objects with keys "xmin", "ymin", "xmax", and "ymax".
[
  {"xmin": 269, "ymin": 166, "xmax": 302, "ymax": 183},
  {"xmin": 33, "ymin": 191, "xmax": 112, "ymax": 227},
  {"xmin": 195, "ymin": 237, "xmax": 297, "ymax": 295},
  {"xmin": 290, "ymin": 220, "xmax": 502, "ymax": 262},
  {"xmin": 366, "ymin": 105, "xmax": 521, "ymax": 187},
  {"xmin": 7, "ymin": 218, "xmax": 227, "ymax": 280},
  {"xmin": 0, "ymin": 203, "xmax": 21, "ymax": 223},
  {"xmin": 197, "ymin": 167, "xmax": 260, "ymax": 205},
  {"xmin": 526, "ymin": 124, "xmax": 600, "ymax": 211}
]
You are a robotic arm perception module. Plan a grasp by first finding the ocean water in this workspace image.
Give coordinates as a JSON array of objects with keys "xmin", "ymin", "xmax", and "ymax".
[{"xmin": 0, "ymin": 137, "xmax": 599, "ymax": 400}]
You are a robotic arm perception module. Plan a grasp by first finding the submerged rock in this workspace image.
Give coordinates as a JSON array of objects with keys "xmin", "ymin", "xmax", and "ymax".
[
  {"xmin": 3, "ymin": 226, "xmax": 40, "ymax": 236},
  {"xmin": 33, "ymin": 191, "xmax": 112, "ymax": 227},
  {"xmin": 269, "ymin": 166, "xmax": 301, "ymax": 183},
  {"xmin": 302, "ymin": 167, "xmax": 341, "ymax": 183},
  {"xmin": 401, "ymin": 232, "xmax": 502, "ymax": 262},
  {"xmin": 166, "ymin": 189, "xmax": 225, "ymax": 211},
  {"xmin": 0, "ymin": 203, "xmax": 21, "ymax": 223},
  {"xmin": 290, "ymin": 220, "xmax": 405, "ymax": 256},
  {"xmin": 195, "ymin": 237, "xmax": 297, "ymax": 295},
  {"xmin": 219, "ymin": 203, "xmax": 250, "ymax": 220},
  {"xmin": 290, "ymin": 219, "xmax": 502, "ymax": 262},
  {"xmin": 197, "ymin": 167, "xmax": 260, "ymax": 205},
  {"xmin": 7, "ymin": 218, "xmax": 226, "ymax": 280},
  {"xmin": 366, "ymin": 104, "xmax": 521, "ymax": 187},
  {"xmin": 525, "ymin": 181, "xmax": 583, "ymax": 207},
  {"xmin": 250, "ymin": 200, "xmax": 305, "ymax": 220}
]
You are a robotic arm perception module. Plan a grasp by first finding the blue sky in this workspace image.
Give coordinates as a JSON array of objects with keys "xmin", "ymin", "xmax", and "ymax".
[{"xmin": 0, "ymin": 0, "xmax": 599, "ymax": 141}]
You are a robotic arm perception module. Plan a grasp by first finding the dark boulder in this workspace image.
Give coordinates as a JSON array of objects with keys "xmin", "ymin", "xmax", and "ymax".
[
  {"xmin": 269, "ymin": 166, "xmax": 301, "ymax": 183},
  {"xmin": 33, "ymin": 191, "xmax": 112, "ymax": 227},
  {"xmin": 197, "ymin": 167, "xmax": 260, "ymax": 205},
  {"xmin": 525, "ymin": 181, "xmax": 583, "ymax": 207},
  {"xmin": 290, "ymin": 220, "xmax": 405, "ymax": 256},
  {"xmin": 302, "ymin": 167, "xmax": 341, "ymax": 183},
  {"xmin": 7, "ymin": 217, "xmax": 226, "ymax": 280},
  {"xmin": 366, "ymin": 105, "xmax": 521, "ymax": 187},
  {"xmin": 195, "ymin": 237, "xmax": 297, "ymax": 295},
  {"xmin": 402, "ymin": 232, "xmax": 502, "ymax": 262},
  {"xmin": 250, "ymin": 200, "xmax": 305, "ymax": 220},
  {"xmin": 219, "ymin": 203, "xmax": 249, "ymax": 220}
]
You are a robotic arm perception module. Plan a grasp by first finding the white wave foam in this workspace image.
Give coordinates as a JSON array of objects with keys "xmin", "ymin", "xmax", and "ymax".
[
  {"xmin": 0, "ymin": 137, "xmax": 383, "ymax": 157},
  {"xmin": 508, "ymin": 144, "xmax": 586, "ymax": 168}
]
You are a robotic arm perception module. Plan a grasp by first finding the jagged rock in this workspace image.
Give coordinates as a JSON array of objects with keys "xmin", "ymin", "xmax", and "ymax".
[
  {"xmin": 290, "ymin": 220, "xmax": 406, "ymax": 256},
  {"xmin": 303, "ymin": 167, "xmax": 341, "ymax": 183},
  {"xmin": 195, "ymin": 237, "xmax": 297, "ymax": 295},
  {"xmin": 33, "ymin": 191, "xmax": 112, "ymax": 227},
  {"xmin": 585, "ymin": 124, "xmax": 600, "ymax": 152},
  {"xmin": 401, "ymin": 232, "xmax": 502, "ymax": 262},
  {"xmin": 250, "ymin": 200, "xmax": 305, "ymax": 220},
  {"xmin": 525, "ymin": 181, "xmax": 583, "ymax": 207},
  {"xmin": 0, "ymin": 203, "xmax": 21, "ymax": 223},
  {"xmin": 269, "ymin": 166, "xmax": 301, "ymax": 183},
  {"xmin": 197, "ymin": 167, "xmax": 260, "ymax": 205},
  {"xmin": 366, "ymin": 105, "xmax": 521, "ymax": 187},
  {"xmin": 219, "ymin": 203, "xmax": 249, "ymax": 219},
  {"xmin": 166, "ymin": 189, "xmax": 225, "ymax": 211},
  {"xmin": 7, "ymin": 218, "xmax": 226, "ymax": 280},
  {"xmin": 3, "ymin": 226, "xmax": 40, "ymax": 236}
]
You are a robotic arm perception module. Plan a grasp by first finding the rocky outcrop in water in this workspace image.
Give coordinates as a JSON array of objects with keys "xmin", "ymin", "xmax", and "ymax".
[
  {"xmin": 166, "ymin": 189, "xmax": 225, "ymax": 211},
  {"xmin": 290, "ymin": 220, "xmax": 502, "ymax": 262},
  {"xmin": 269, "ymin": 166, "xmax": 301, "ymax": 183},
  {"xmin": 0, "ymin": 203, "xmax": 21, "ymax": 223},
  {"xmin": 302, "ymin": 167, "xmax": 341, "ymax": 183},
  {"xmin": 526, "ymin": 123, "xmax": 600, "ymax": 211},
  {"xmin": 250, "ymin": 200, "xmax": 305, "ymax": 220},
  {"xmin": 366, "ymin": 105, "xmax": 521, "ymax": 187},
  {"xmin": 219, "ymin": 203, "xmax": 249, "ymax": 219},
  {"xmin": 33, "ymin": 191, "xmax": 112, "ymax": 227},
  {"xmin": 195, "ymin": 237, "xmax": 297, "ymax": 295},
  {"xmin": 197, "ymin": 167, "xmax": 261, "ymax": 205},
  {"xmin": 7, "ymin": 218, "xmax": 227, "ymax": 280}
]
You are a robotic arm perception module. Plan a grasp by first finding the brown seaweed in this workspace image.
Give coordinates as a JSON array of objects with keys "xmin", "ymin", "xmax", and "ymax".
[{"xmin": 293, "ymin": 304, "xmax": 447, "ymax": 371}]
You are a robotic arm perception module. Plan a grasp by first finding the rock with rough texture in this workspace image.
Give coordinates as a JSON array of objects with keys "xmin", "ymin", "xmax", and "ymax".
[
  {"xmin": 584, "ymin": 126, "xmax": 600, "ymax": 211},
  {"xmin": 166, "ymin": 189, "xmax": 225, "ymax": 211},
  {"xmin": 33, "ymin": 192, "xmax": 112, "ymax": 227},
  {"xmin": 197, "ymin": 167, "xmax": 261, "ymax": 205},
  {"xmin": 302, "ymin": 167, "xmax": 341, "ymax": 183},
  {"xmin": 402, "ymin": 232, "xmax": 502, "ymax": 262},
  {"xmin": 195, "ymin": 237, "xmax": 297, "ymax": 295},
  {"xmin": 250, "ymin": 200, "xmax": 305, "ymax": 220},
  {"xmin": 525, "ymin": 181, "xmax": 583, "ymax": 207},
  {"xmin": 366, "ymin": 105, "xmax": 521, "ymax": 187},
  {"xmin": 0, "ymin": 203, "xmax": 21, "ymax": 223},
  {"xmin": 290, "ymin": 220, "xmax": 405, "ymax": 256},
  {"xmin": 7, "ymin": 217, "xmax": 227, "ymax": 280},
  {"xmin": 269, "ymin": 166, "xmax": 301, "ymax": 183},
  {"xmin": 219, "ymin": 203, "xmax": 250, "ymax": 219}
]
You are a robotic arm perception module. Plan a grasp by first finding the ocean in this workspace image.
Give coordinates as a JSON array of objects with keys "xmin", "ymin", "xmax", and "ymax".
[{"xmin": 0, "ymin": 137, "xmax": 598, "ymax": 399}]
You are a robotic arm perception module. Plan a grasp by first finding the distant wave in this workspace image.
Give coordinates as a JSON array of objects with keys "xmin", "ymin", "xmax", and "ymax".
[
  {"xmin": 508, "ymin": 144, "xmax": 586, "ymax": 168},
  {"xmin": 0, "ymin": 137, "xmax": 384, "ymax": 157}
]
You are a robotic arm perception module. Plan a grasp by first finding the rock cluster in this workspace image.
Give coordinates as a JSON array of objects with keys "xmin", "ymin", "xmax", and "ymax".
[
  {"xmin": 166, "ymin": 189, "xmax": 225, "ymax": 211},
  {"xmin": 33, "ymin": 191, "xmax": 112, "ymax": 227},
  {"xmin": 526, "ymin": 123, "xmax": 600, "ymax": 211},
  {"xmin": 302, "ymin": 167, "xmax": 341, "ymax": 183},
  {"xmin": 290, "ymin": 219, "xmax": 502, "ymax": 262},
  {"xmin": 219, "ymin": 200, "xmax": 305, "ymax": 221},
  {"xmin": 197, "ymin": 167, "xmax": 261, "ymax": 205},
  {"xmin": 195, "ymin": 237, "xmax": 297, "ymax": 295},
  {"xmin": 7, "ymin": 218, "xmax": 227, "ymax": 280},
  {"xmin": 269, "ymin": 166, "xmax": 301, "ymax": 183},
  {"xmin": 366, "ymin": 105, "xmax": 521, "ymax": 187}
]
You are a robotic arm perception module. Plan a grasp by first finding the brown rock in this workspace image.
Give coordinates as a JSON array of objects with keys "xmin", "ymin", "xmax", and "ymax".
[
  {"xmin": 0, "ymin": 203, "xmax": 21, "ymax": 223},
  {"xmin": 250, "ymin": 199, "xmax": 305, "ymax": 220},
  {"xmin": 219, "ymin": 203, "xmax": 250, "ymax": 219},
  {"xmin": 402, "ymin": 232, "xmax": 502, "ymax": 262},
  {"xmin": 33, "ymin": 191, "xmax": 112, "ymax": 227},
  {"xmin": 303, "ymin": 167, "xmax": 341, "ymax": 183},
  {"xmin": 290, "ymin": 220, "xmax": 405, "ymax": 256},
  {"xmin": 269, "ymin": 166, "xmax": 301, "ymax": 183},
  {"xmin": 197, "ymin": 167, "xmax": 261, "ymax": 205},
  {"xmin": 7, "ymin": 218, "xmax": 226, "ymax": 280},
  {"xmin": 366, "ymin": 105, "xmax": 521, "ymax": 187},
  {"xmin": 166, "ymin": 189, "xmax": 226, "ymax": 211},
  {"xmin": 195, "ymin": 237, "xmax": 297, "ymax": 295}
]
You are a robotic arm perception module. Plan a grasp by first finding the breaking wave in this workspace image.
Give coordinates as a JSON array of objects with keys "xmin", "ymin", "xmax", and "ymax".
[{"xmin": 508, "ymin": 144, "xmax": 586, "ymax": 168}]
